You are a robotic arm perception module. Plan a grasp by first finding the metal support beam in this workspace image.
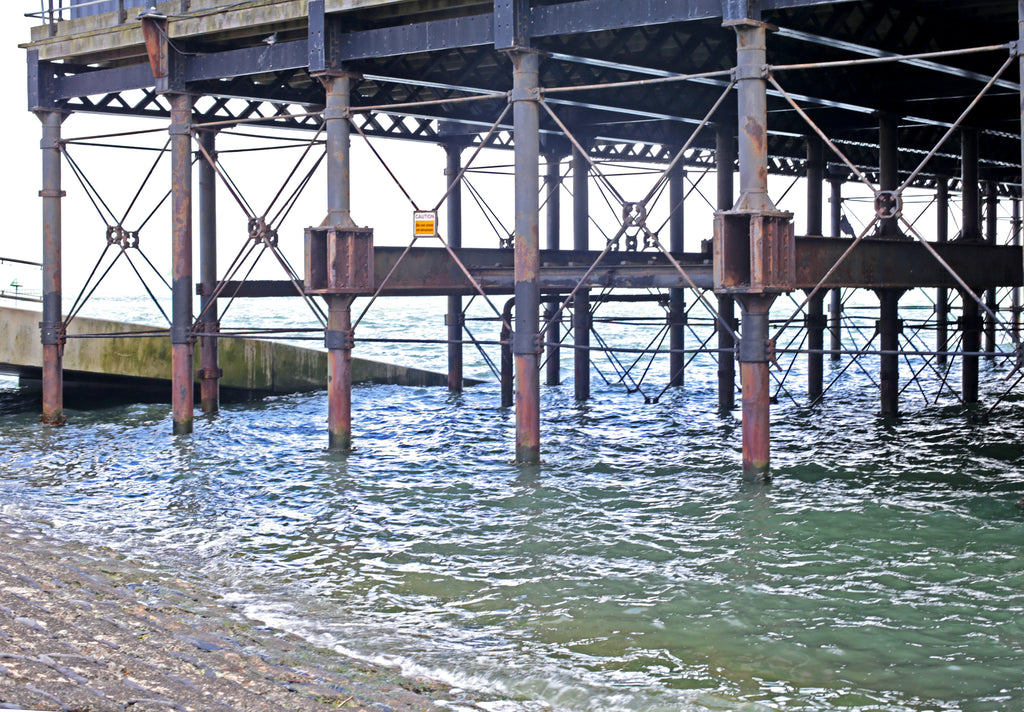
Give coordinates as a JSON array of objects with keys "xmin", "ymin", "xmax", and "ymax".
[
  {"xmin": 1014, "ymin": 196, "xmax": 1021, "ymax": 343},
  {"xmin": 445, "ymin": 142, "xmax": 464, "ymax": 392},
  {"xmin": 984, "ymin": 181, "xmax": 998, "ymax": 359},
  {"xmin": 829, "ymin": 177, "xmax": 843, "ymax": 362},
  {"xmin": 936, "ymin": 178, "xmax": 950, "ymax": 367},
  {"xmin": 572, "ymin": 144, "xmax": 591, "ymax": 401},
  {"xmin": 198, "ymin": 129, "xmax": 220, "ymax": 414},
  {"xmin": 738, "ymin": 295, "xmax": 775, "ymax": 481},
  {"xmin": 716, "ymin": 121, "xmax": 736, "ymax": 410},
  {"xmin": 321, "ymin": 72, "xmax": 357, "ymax": 450},
  {"xmin": 962, "ymin": 289, "xmax": 981, "ymax": 404},
  {"xmin": 170, "ymin": 93, "xmax": 194, "ymax": 435},
  {"xmin": 545, "ymin": 153, "xmax": 561, "ymax": 386},
  {"xmin": 38, "ymin": 110, "xmax": 66, "ymax": 426},
  {"xmin": 512, "ymin": 50, "xmax": 541, "ymax": 464},
  {"xmin": 669, "ymin": 158, "xmax": 686, "ymax": 388},
  {"xmin": 878, "ymin": 289, "xmax": 900, "ymax": 417},
  {"xmin": 962, "ymin": 129, "xmax": 981, "ymax": 242},
  {"xmin": 879, "ymin": 112, "xmax": 900, "ymax": 238},
  {"xmin": 806, "ymin": 136, "xmax": 824, "ymax": 401}
]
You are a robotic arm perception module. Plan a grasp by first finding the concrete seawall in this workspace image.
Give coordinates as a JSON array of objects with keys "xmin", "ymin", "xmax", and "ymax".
[{"xmin": 0, "ymin": 307, "xmax": 467, "ymax": 396}]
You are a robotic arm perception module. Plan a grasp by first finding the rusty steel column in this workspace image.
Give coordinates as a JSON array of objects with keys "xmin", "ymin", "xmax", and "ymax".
[
  {"xmin": 878, "ymin": 290, "xmax": 901, "ymax": 417},
  {"xmin": 936, "ymin": 179, "xmax": 950, "ymax": 366},
  {"xmin": 1013, "ymin": 196, "xmax": 1021, "ymax": 343},
  {"xmin": 829, "ymin": 176, "xmax": 843, "ymax": 362},
  {"xmin": 984, "ymin": 182, "xmax": 998, "ymax": 359},
  {"xmin": 169, "ymin": 94, "xmax": 194, "ymax": 435},
  {"xmin": 668, "ymin": 159, "xmax": 686, "ymax": 387},
  {"xmin": 731, "ymin": 20, "xmax": 776, "ymax": 481},
  {"xmin": 806, "ymin": 136, "xmax": 824, "ymax": 401},
  {"xmin": 716, "ymin": 122, "xmax": 736, "ymax": 410},
  {"xmin": 962, "ymin": 128, "xmax": 981, "ymax": 403},
  {"xmin": 323, "ymin": 72, "xmax": 356, "ymax": 450},
  {"xmin": 544, "ymin": 153, "xmax": 562, "ymax": 386},
  {"xmin": 198, "ymin": 129, "xmax": 220, "ymax": 413},
  {"xmin": 38, "ymin": 110, "xmax": 66, "ymax": 425},
  {"xmin": 512, "ymin": 50, "xmax": 541, "ymax": 464},
  {"xmin": 572, "ymin": 144, "xmax": 591, "ymax": 401},
  {"xmin": 877, "ymin": 114, "xmax": 900, "ymax": 417},
  {"xmin": 445, "ymin": 142, "xmax": 464, "ymax": 392},
  {"xmin": 738, "ymin": 296, "xmax": 774, "ymax": 480}
]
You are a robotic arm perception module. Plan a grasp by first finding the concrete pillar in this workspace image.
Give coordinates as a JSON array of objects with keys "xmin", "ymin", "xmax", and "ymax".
[
  {"xmin": 668, "ymin": 159, "xmax": 686, "ymax": 387},
  {"xmin": 38, "ymin": 110, "xmax": 66, "ymax": 425},
  {"xmin": 445, "ymin": 142, "xmax": 464, "ymax": 392},
  {"xmin": 716, "ymin": 122, "xmax": 736, "ymax": 410},
  {"xmin": 512, "ymin": 51, "xmax": 541, "ymax": 464},
  {"xmin": 936, "ymin": 179, "xmax": 949, "ymax": 367},
  {"xmin": 806, "ymin": 136, "xmax": 824, "ymax": 401},
  {"xmin": 572, "ymin": 145, "xmax": 591, "ymax": 401},
  {"xmin": 829, "ymin": 177, "xmax": 843, "ymax": 362},
  {"xmin": 322, "ymin": 72, "xmax": 356, "ymax": 450},
  {"xmin": 169, "ymin": 94, "xmax": 194, "ymax": 435},
  {"xmin": 544, "ymin": 153, "xmax": 562, "ymax": 386},
  {"xmin": 198, "ymin": 129, "xmax": 220, "ymax": 414},
  {"xmin": 984, "ymin": 181, "xmax": 998, "ymax": 359}
]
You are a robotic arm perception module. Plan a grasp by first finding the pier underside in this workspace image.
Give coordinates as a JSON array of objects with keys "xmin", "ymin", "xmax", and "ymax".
[{"xmin": 21, "ymin": 0, "xmax": 1024, "ymax": 478}]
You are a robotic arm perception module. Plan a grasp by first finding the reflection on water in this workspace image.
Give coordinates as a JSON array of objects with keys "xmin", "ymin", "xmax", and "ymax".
[{"xmin": 1, "ymin": 295, "xmax": 1023, "ymax": 712}]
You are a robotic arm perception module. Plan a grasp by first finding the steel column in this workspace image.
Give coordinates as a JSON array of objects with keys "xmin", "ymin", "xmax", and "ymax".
[
  {"xmin": 512, "ymin": 51, "xmax": 541, "ymax": 464},
  {"xmin": 572, "ymin": 145, "xmax": 591, "ymax": 401},
  {"xmin": 984, "ymin": 182, "xmax": 998, "ymax": 359},
  {"xmin": 731, "ymin": 20, "xmax": 775, "ymax": 481},
  {"xmin": 38, "ymin": 110, "xmax": 65, "ymax": 426},
  {"xmin": 877, "ymin": 114, "xmax": 900, "ymax": 416},
  {"xmin": 545, "ymin": 153, "xmax": 562, "ymax": 386},
  {"xmin": 668, "ymin": 159, "xmax": 686, "ymax": 387},
  {"xmin": 445, "ymin": 142, "xmax": 464, "ymax": 392},
  {"xmin": 738, "ymin": 296, "xmax": 774, "ymax": 481},
  {"xmin": 878, "ymin": 289, "xmax": 901, "ymax": 417},
  {"xmin": 1013, "ymin": 197, "xmax": 1021, "ymax": 343},
  {"xmin": 716, "ymin": 122, "xmax": 736, "ymax": 409},
  {"xmin": 198, "ymin": 129, "xmax": 220, "ymax": 413},
  {"xmin": 962, "ymin": 128, "xmax": 981, "ymax": 403},
  {"xmin": 806, "ymin": 136, "xmax": 824, "ymax": 401},
  {"xmin": 936, "ymin": 179, "xmax": 950, "ymax": 367},
  {"xmin": 170, "ymin": 94, "xmax": 194, "ymax": 435},
  {"xmin": 829, "ymin": 177, "xmax": 843, "ymax": 362},
  {"xmin": 323, "ymin": 72, "xmax": 356, "ymax": 450}
]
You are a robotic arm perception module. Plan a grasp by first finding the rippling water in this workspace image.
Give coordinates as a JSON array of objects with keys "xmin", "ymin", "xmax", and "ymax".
[{"xmin": 2, "ymin": 293, "xmax": 1024, "ymax": 711}]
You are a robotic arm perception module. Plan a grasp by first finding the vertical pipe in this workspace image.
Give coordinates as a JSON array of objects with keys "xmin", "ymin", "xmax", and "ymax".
[
  {"xmin": 445, "ymin": 142, "xmax": 464, "ymax": 392},
  {"xmin": 39, "ymin": 110, "xmax": 65, "ymax": 425},
  {"xmin": 323, "ymin": 73, "xmax": 355, "ymax": 450},
  {"xmin": 1013, "ymin": 196, "xmax": 1021, "ymax": 343},
  {"xmin": 716, "ymin": 122, "xmax": 736, "ymax": 409},
  {"xmin": 170, "ymin": 94, "xmax": 194, "ymax": 435},
  {"xmin": 513, "ymin": 51, "xmax": 541, "ymax": 464},
  {"xmin": 962, "ymin": 128, "xmax": 981, "ymax": 403},
  {"xmin": 545, "ymin": 154, "xmax": 561, "ymax": 386},
  {"xmin": 732, "ymin": 21, "xmax": 774, "ymax": 480},
  {"xmin": 806, "ymin": 137, "xmax": 824, "ymax": 401},
  {"xmin": 572, "ymin": 145, "xmax": 591, "ymax": 401},
  {"xmin": 877, "ymin": 113, "xmax": 900, "ymax": 417},
  {"xmin": 829, "ymin": 177, "xmax": 843, "ymax": 361},
  {"xmin": 501, "ymin": 300, "xmax": 514, "ymax": 408},
  {"xmin": 936, "ymin": 179, "xmax": 949, "ymax": 367},
  {"xmin": 198, "ymin": 129, "xmax": 220, "ymax": 414},
  {"xmin": 879, "ymin": 290, "xmax": 900, "ymax": 417},
  {"xmin": 984, "ymin": 182, "xmax": 998, "ymax": 359},
  {"xmin": 668, "ymin": 159, "xmax": 686, "ymax": 387}
]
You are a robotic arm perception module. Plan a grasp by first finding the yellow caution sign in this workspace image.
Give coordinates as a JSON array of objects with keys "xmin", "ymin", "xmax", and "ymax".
[{"xmin": 414, "ymin": 211, "xmax": 437, "ymax": 236}]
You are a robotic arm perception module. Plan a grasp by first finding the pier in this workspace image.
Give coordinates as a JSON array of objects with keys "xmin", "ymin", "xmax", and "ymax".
[{"xmin": 20, "ymin": 0, "xmax": 1024, "ymax": 479}]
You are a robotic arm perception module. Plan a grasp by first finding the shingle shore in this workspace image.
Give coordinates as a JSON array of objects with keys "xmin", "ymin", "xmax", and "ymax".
[{"xmin": 0, "ymin": 517, "xmax": 489, "ymax": 712}]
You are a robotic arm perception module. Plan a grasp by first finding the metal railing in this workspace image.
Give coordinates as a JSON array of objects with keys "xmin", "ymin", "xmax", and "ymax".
[
  {"xmin": 27, "ymin": 1, "xmax": 186, "ymax": 28},
  {"xmin": 0, "ymin": 258, "xmax": 43, "ymax": 305}
]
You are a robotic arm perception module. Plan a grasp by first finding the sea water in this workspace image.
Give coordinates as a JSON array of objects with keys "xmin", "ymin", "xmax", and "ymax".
[{"xmin": 0, "ymin": 293, "xmax": 1022, "ymax": 711}]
